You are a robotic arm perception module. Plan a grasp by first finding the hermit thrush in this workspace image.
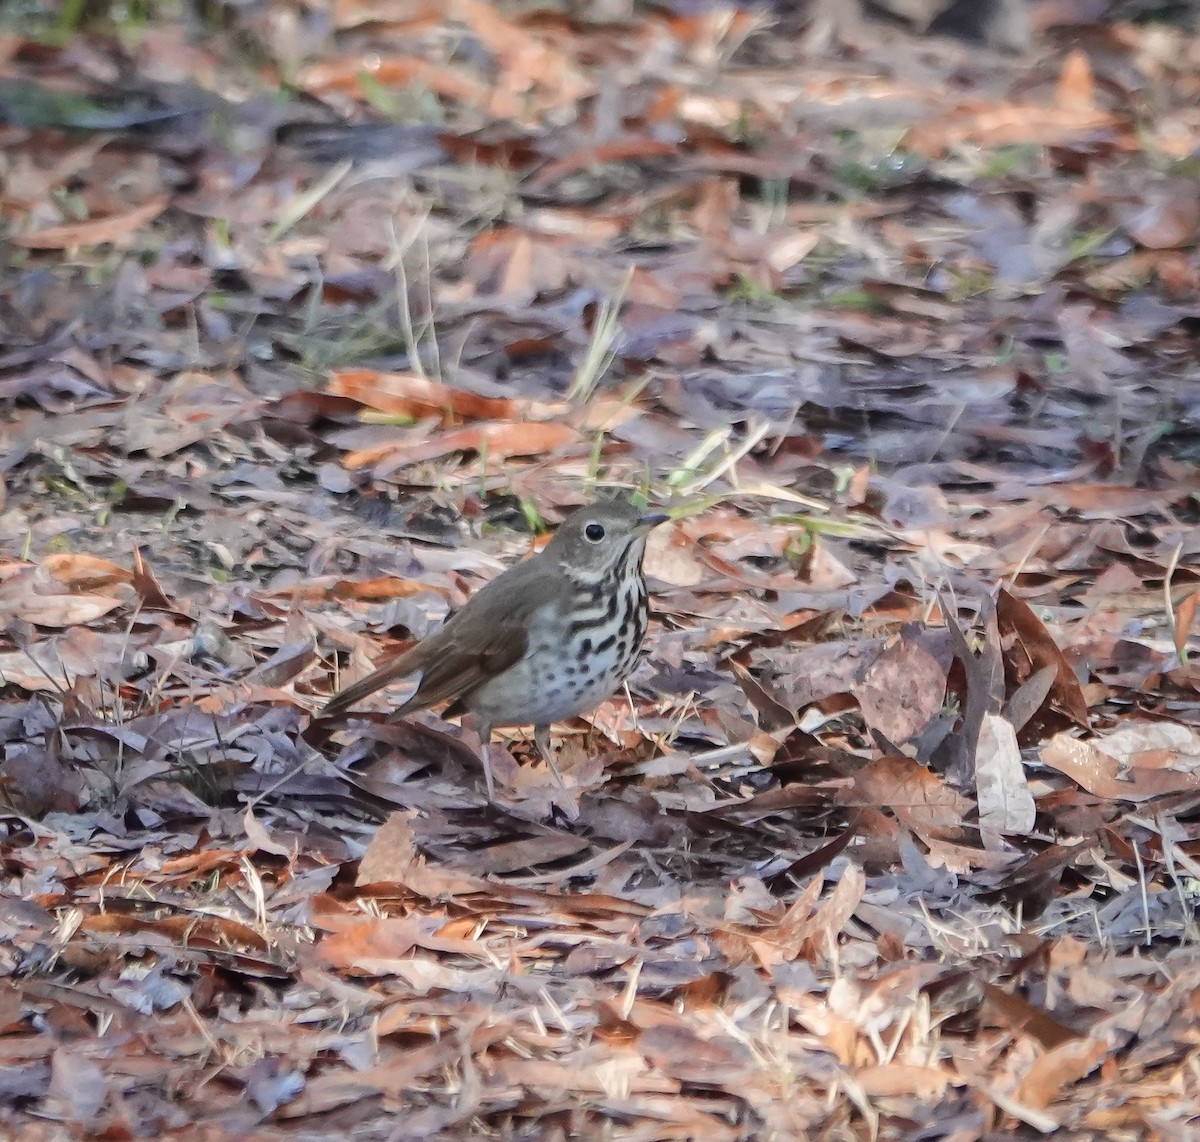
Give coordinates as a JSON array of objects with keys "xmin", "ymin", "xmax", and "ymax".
[{"xmin": 321, "ymin": 496, "xmax": 668, "ymax": 798}]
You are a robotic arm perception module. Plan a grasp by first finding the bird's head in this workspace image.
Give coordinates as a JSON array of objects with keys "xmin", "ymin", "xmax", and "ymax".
[{"xmin": 544, "ymin": 495, "xmax": 669, "ymax": 580}]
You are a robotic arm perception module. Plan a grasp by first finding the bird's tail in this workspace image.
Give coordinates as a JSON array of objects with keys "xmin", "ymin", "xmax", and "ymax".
[{"xmin": 320, "ymin": 643, "xmax": 424, "ymax": 719}]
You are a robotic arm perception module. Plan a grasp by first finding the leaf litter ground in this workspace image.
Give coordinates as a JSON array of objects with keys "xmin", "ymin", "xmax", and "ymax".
[{"xmin": 2, "ymin": 3, "xmax": 1200, "ymax": 1138}]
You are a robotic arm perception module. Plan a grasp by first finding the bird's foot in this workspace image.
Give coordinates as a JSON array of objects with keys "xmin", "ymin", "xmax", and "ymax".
[{"xmin": 533, "ymin": 725, "xmax": 567, "ymax": 790}]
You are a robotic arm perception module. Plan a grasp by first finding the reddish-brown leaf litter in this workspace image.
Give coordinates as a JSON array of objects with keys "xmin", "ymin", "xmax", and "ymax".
[{"xmin": 3, "ymin": 1, "xmax": 1200, "ymax": 1137}]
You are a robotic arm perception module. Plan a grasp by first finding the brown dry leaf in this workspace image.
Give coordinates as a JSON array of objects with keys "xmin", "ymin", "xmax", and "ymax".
[
  {"xmin": 274, "ymin": 1040, "xmax": 466, "ymax": 1119},
  {"xmin": 1123, "ymin": 185, "xmax": 1200, "ymax": 250},
  {"xmin": 313, "ymin": 917, "xmax": 431, "ymax": 973},
  {"xmin": 40, "ymin": 553, "xmax": 132, "ymax": 589},
  {"xmin": 996, "ymin": 588, "xmax": 1089, "ymax": 728},
  {"xmin": 722, "ymin": 863, "xmax": 864, "ymax": 969},
  {"xmin": 804, "ymin": 861, "xmax": 865, "ymax": 957},
  {"xmin": 643, "ymin": 523, "xmax": 705, "ymax": 587},
  {"xmin": 343, "ymin": 421, "xmax": 582, "ymax": 471},
  {"xmin": 763, "ymin": 639, "xmax": 888, "ymax": 712},
  {"xmin": 327, "ymin": 368, "xmax": 565, "ymax": 422},
  {"xmin": 1091, "ymin": 719, "xmax": 1200, "ymax": 769},
  {"xmin": 449, "ymin": 227, "xmax": 573, "ymax": 300},
  {"xmin": 800, "ymin": 542, "xmax": 857, "ymax": 590},
  {"xmin": 468, "ymin": 829, "xmax": 591, "ymax": 874},
  {"xmin": 358, "ymin": 812, "xmax": 485, "ymax": 894},
  {"xmin": 905, "ymin": 103, "xmax": 1119, "ymax": 156},
  {"xmin": 1040, "ymin": 728, "xmax": 1200, "ymax": 801},
  {"xmin": 1054, "ymin": 50, "xmax": 1096, "ymax": 113},
  {"xmin": 13, "ymin": 196, "xmax": 167, "ymax": 249},
  {"xmin": 488, "ymin": 1053, "xmax": 682, "ymax": 1102},
  {"xmin": 983, "ymin": 983, "xmax": 1079, "ymax": 1049},
  {"xmin": 716, "ymin": 875, "xmax": 820, "ymax": 967},
  {"xmin": 0, "ymin": 567, "xmax": 124, "ymax": 626},
  {"xmin": 270, "ymin": 575, "xmax": 443, "ymax": 604},
  {"xmin": 78, "ymin": 910, "xmax": 270, "ymax": 952},
  {"xmin": 855, "ymin": 1064, "xmax": 952, "ymax": 1099},
  {"xmin": 330, "ymin": 576, "xmax": 445, "ymax": 603},
  {"xmin": 853, "ymin": 637, "xmax": 946, "ymax": 744},
  {"xmin": 131, "ymin": 546, "xmax": 175, "ymax": 610},
  {"xmin": 848, "ymin": 756, "xmax": 972, "ymax": 840},
  {"xmin": 0, "ymin": 627, "xmax": 140, "ymax": 690},
  {"xmin": 1015, "ymin": 1036, "xmax": 1108, "ymax": 1109},
  {"xmin": 453, "ymin": 0, "xmax": 592, "ymax": 110}
]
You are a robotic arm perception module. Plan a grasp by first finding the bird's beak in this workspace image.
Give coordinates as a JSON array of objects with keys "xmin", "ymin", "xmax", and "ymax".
[{"xmin": 637, "ymin": 512, "xmax": 670, "ymax": 531}]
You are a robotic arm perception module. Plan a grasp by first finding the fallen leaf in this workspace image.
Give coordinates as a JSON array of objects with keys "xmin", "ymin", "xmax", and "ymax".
[
  {"xmin": 13, "ymin": 196, "xmax": 167, "ymax": 249},
  {"xmin": 975, "ymin": 712, "xmax": 1036, "ymax": 844},
  {"xmin": 1015, "ymin": 1036, "xmax": 1107, "ymax": 1109},
  {"xmin": 1054, "ymin": 50, "xmax": 1095, "ymax": 114},
  {"xmin": 343, "ymin": 421, "xmax": 582, "ymax": 471},
  {"xmin": 854, "ymin": 637, "xmax": 947, "ymax": 744},
  {"xmin": 847, "ymin": 756, "xmax": 972, "ymax": 840},
  {"xmin": 328, "ymin": 368, "xmax": 565, "ymax": 422}
]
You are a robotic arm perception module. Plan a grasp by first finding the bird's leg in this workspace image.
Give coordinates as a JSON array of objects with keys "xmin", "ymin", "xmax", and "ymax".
[
  {"xmin": 533, "ymin": 724, "xmax": 566, "ymax": 789},
  {"xmin": 477, "ymin": 719, "xmax": 496, "ymax": 801}
]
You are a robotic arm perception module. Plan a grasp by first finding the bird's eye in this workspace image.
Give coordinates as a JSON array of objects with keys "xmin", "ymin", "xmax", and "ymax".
[{"xmin": 584, "ymin": 522, "xmax": 605, "ymax": 542}]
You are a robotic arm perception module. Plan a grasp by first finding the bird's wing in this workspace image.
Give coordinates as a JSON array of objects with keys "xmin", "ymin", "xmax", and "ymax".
[
  {"xmin": 394, "ymin": 621, "xmax": 527, "ymax": 714},
  {"xmin": 320, "ymin": 550, "xmax": 555, "ymax": 719}
]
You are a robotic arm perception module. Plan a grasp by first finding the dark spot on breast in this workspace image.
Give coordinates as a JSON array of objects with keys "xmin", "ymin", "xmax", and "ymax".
[{"xmin": 580, "ymin": 638, "xmax": 592, "ymax": 656}]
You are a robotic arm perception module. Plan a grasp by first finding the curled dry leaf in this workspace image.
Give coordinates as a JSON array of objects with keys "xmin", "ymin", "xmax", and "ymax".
[
  {"xmin": 242, "ymin": 808, "xmax": 295, "ymax": 857},
  {"xmin": 996, "ymin": 588, "xmax": 1089, "ymax": 729},
  {"xmin": 131, "ymin": 546, "xmax": 176, "ymax": 611}
]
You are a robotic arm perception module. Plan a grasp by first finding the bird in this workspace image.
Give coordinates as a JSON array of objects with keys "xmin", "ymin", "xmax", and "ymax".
[{"xmin": 320, "ymin": 495, "xmax": 669, "ymax": 798}]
